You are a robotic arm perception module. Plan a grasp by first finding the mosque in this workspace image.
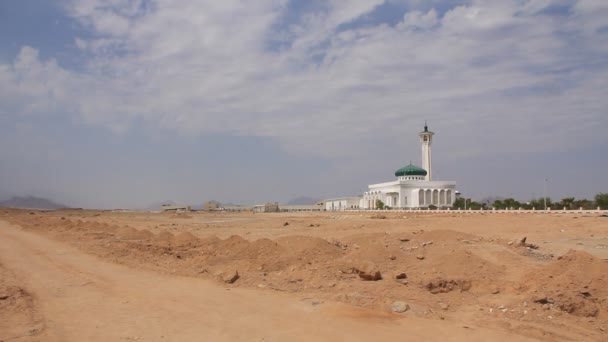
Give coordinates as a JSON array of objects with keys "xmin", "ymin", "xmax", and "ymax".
[{"xmin": 324, "ymin": 124, "xmax": 457, "ymax": 210}]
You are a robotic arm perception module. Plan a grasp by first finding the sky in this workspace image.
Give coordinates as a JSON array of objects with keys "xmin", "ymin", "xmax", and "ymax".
[{"xmin": 0, "ymin": 0, "xmax": 607, "ymax": 209}]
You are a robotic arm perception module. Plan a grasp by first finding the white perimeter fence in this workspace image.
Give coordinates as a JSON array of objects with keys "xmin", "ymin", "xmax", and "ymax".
[{"xmin": 332, "ymin": 208, "xmax": 608, "ymax": 215}]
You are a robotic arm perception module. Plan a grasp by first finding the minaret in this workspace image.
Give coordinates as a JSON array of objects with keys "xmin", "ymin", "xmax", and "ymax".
[{"xmin": 418, "ymin": 122, "xmax": 434, "ymax": 181}]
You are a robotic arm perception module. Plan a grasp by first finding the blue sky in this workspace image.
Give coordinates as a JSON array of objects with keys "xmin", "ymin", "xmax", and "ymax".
[{"xmin": 1, "ymin": 0, "xmax": 607, "ymax": 208}]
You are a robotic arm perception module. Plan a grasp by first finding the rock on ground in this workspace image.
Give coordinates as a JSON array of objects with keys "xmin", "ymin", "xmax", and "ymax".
[{"xmin": 391, "ymin": 301, "xmax": 410, "ymax": 313}]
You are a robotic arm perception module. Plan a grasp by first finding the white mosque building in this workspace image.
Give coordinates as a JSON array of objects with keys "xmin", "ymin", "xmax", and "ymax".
[{"xmin": 325, "ymin": 124, "xmax": 457, "ymax": 210}]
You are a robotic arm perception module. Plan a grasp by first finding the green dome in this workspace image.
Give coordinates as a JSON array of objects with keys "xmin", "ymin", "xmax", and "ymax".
[{"xmin": 395, "ymin": 164, "xmax": 427, "ymax": 177}]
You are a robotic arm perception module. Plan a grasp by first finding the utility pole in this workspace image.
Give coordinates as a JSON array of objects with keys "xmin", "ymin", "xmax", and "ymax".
[{"xmin": 543, "ymin": 178, "xmax": 548, "ymax": 210}]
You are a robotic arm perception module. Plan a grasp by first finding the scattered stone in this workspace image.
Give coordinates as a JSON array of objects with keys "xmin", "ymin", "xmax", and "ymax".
[
  {"xmin": 395, "ymin": 273, "xmax": 408, "ymax": 285},
  {"xmin": 224, "ymin": 271, "xmax": 240, "ymax": 284},
  {"xmin": 332, "ymin": 240, "xmax": 348, "ymax": 250},
  {"xmin": 534, "ymin": 297, "xmax": 554, "ymax": 305},
  {"xmin": 439, "ymin": 302, "xmax": 449, "ymax": 310},
  {"xmin": 283, "ymin": 222, "xmax": 289, "ymax": 226},
  {"xmin": 391, "ymin": 301, "xmax": 410, "ymax": 313},
  {"xmin": 491, "ymin": 287, "xmax": 500, "ymax": 294},
  {"xmin": 416, "ymin": 254, "xmax": 425, "ymax": 260},
  {"xmin": 389, "ymin": 255, "xmax": 396, "ymax": 260},
  {"xmin": 422, "ymin": 241, "xmax": 433, "ymax": 247},
  {"xmin": 358, "ymin": 270, "xmax": 382, "ymax": 281},
  {"xmin": 425, "ymin": 279, "xmax": 472, "ymax": 294},
  {"xmin": 399, "ymin": 238, "xmax": 410, "ymax": 242}
]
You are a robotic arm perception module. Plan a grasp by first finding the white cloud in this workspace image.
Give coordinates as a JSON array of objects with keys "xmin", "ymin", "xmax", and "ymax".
[
  {"xmin": 399, "ymin": 9, "xmax": 438, "ymax": 30},
  {"xmin": 1, "ymin": 0, "xmax": 607, "ymax": 158}
]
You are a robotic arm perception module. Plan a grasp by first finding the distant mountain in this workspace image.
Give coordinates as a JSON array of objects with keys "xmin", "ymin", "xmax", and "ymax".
[
  {"xmin": 287, "ymin": 196, "xmax": 322, "ymax": 205},
  {"xmin": 0, "ymin": 196, "xmax": 67, "ymax": 210}
]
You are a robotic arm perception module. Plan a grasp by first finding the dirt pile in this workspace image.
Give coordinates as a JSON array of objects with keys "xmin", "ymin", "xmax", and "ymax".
[
  {"xmin": 0, "ymin": 262, "xmax": 46, "ymax": 340},
  {"xmin": 172, "ymin": 232, "xmax": 200, "ymax": 246},
  {"xmin": 152, "ymin": 231, "xmax": 174, "ymax": 246},
  {"xmin": 424, "ymin": 278, "xmax": 472, "ymax": 294},
  {"xmin": 524, "ymin": 249, "xmax": 608, "ymax": 317},
  {"xmin": 116, "ymin": 227, "xmax": 139, "ymax": 240}
]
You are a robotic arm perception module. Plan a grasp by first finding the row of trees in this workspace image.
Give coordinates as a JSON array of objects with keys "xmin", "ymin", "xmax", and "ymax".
[{"xmin": 452, "ymin": 193, "xmax": 608, "ymax": 210}]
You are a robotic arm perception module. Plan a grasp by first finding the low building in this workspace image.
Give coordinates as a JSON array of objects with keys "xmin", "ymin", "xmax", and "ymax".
[
  {"xmin": 280, "ymin": 204, "xmax": 325, "ymax": 212},
  {"xmin": 324, "ymin": 197, "xmax": 362, "ymax": 211},
  {"xmin": 253, "ymin": 202, "xmax": 280, "ymax": 213},
  {"xmin": 160, "ymin": 204, "xmax": 191, "ymax": 212},
  {"xmin": 222, "ymin": 205, "xmax": 253, "ymax": 212},
  {"xmin": 203, "ymin": 201, "xmax": 221, "ymax": 211}
]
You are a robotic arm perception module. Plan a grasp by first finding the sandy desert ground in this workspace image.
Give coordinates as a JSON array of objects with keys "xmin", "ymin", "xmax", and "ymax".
[{"xmin": 1, "ymin": 208, "xmax": 607, "ymax": 341}]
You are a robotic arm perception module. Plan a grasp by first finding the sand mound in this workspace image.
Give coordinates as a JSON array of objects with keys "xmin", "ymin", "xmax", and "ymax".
[
  {"xmin": 432, "ymin": 250, "xmax": 503, "ymax": 278},
  {"xmin": 153, "ymin": 231, "xmax": 174, "ymax": 242},
  {"xmin": 116, "ymin": 227, "xmax": 153, "ymax": 241},
  {"xmin": 172, "ymin": 232, "xmax": 200, "ymax": 246},
  {"xmin": 104, "ymin": 224, "xmax": 120, "ymax": 233},
  {"xmin": 88, "ymin": 221, "xmax": 103, "ymax": 229},
  {"xmin": 116, "ymin": 227, "xmax": 138, "ymax": 240},
  {"xmin": 135, "ymin": 229, "xmax": 153, "ymax": 240},
  {"xmin": 276, "ymin": 236, "xmax": 343, "ymax": 261},
  {"xmin": 217, "ymin": 235, "xmax": 248, "ymax": 248},
  {"xmin": 56, "ymin": 220, "xmax": 74, "ymax": 231},
  {"xmin": 199, "ymin": 235, "xmax": 221, "ymax": 246},
  {"xmin": 215, "ymin": 236, "xmax": 282, "ymax": 259},
  {"xmin": 524, "ymin": 249, "xmax": 608, "ymax": 317}
]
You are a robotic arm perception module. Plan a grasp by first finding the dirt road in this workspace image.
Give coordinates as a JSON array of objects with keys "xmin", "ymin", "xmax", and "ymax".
[{"xmin": 0, "ymin": 220, "xmax": 535, "ymax": 341}]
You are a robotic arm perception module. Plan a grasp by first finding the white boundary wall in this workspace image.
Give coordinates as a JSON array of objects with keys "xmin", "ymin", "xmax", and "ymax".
[{"xmin": 337, "ymin": 208, "xmax": 608, "ymax": 215}]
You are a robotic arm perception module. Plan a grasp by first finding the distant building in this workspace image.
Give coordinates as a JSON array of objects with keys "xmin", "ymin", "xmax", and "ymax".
[
  {"xmin": 161, "ymin": 204, "xmax": 191, "ymax": 212},
  {"xmin": 280, "ymin": 204, "xmax": 325, "ymax": 212},
  {"xmin": 323, "ymin": 197, "xmax": 361, "ymax": 211},
  {"xmin": 203, "ymin": 201, "xmax": 221, "ymax": 211},
  {"xmin": 325, "ymin": 124, "xmax": 457, "ymax": 210},
  {"xmin": 222, "ymin": 205, "xmax": 253, "ymax": 212},
  {"xmin": 253, "ymin": 202, "xmax": 280, "ymax": 213}
]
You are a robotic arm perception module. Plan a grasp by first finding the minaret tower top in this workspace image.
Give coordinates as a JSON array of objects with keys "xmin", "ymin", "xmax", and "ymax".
[{"xmin": 418, "ymin": 122, "xmax": 434, "ymax": 181}]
